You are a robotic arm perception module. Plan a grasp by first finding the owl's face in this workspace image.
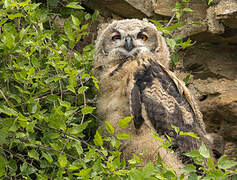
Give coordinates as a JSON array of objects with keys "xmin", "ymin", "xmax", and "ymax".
[{"xmin": 99, "ymin": 19, "xmax": 159, "ymax": 60}]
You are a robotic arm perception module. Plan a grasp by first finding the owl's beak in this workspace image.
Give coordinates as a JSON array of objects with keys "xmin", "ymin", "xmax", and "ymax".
[{"xmin": 124, "ymin": 35, "xmax": 134, "ymax": 52}]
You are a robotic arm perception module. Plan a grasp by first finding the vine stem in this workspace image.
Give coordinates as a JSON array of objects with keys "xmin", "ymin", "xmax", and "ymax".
[
  {"xmin": 166, "ymin": 13, "xmax": 176, "ymax": 27},
  {"xmin": 56, "ymin": 69, "xmax": 63, "ymax": 100},
  {"xmin": 0, "ymin": 89, "xmax": 11, "ymax": 107},
  {"xmin": 35, "ymin": 143, "xmax": 79, "ymax": 160},
  {"xmin": 79, "ymin": 75, "xmax": 87, "ymax": 124},
  {"xmin": 36, "ymin": 124, "xmax": 108, "ymax": 161}
]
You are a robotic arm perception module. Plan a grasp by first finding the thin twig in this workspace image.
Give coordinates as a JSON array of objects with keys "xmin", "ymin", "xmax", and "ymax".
[
  {"xmin": 0, "ymin": 147, "xmax": 39, "ymax": 170},
  {"xmin": 56, "ymin": 69, "xmax": 63, "ymax": 100},
  {"xmin": 36, "ymin": 124, "xmax": 108, "ymax": 161},
  {"xmin": 56, "ymin": 0, "xmax": 65, "ymax": 7},
  {"xmin": 0, "ymin": 89, "xmax": 11, "ymax": 107},
  {"xmin": 61, "ymin": 127, "xmax": 70, "ymax": 153},
  {"xmin": 79, "ymin": 75, "xmax": 87, "ymax": 124},
  {"xmin": 35, "ymin": 143, "xmax": 78, "ymax": 160},
  {"xmin": 166, "ymin": 13, "xmax": 176, "ymax": 27}
]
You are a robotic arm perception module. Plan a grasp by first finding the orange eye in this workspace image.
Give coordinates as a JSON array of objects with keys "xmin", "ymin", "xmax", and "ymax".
[
  {"xmin": 137, "ymin": 32, "xmax": 148, "ymax": 41},
  {"xmin": 112, "ymin": 35, "xmax": 121, "ymax": 41}
]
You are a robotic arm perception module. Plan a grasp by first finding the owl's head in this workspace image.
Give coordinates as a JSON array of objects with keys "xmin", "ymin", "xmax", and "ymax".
[{"xmin": 94, "ymin": 19, "xmax": 170, "ymax": 68}]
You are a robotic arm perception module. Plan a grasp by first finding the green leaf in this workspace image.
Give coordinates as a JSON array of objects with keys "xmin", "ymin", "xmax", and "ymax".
[
  {"xmin": 179, "ymin": 38, "xmax": 195, "ymax": 49},
  {"xmin": 183, "ymin": 74, "xmax": 191, "ymax": 84},
  {"xmin": 71, "ymin": 15, "xmax": 80, "ymax": 26},
  {"xmin": 83, "ymin": 44, "xmax": 93, "ymax": 52},
  {"xmin": 0, "ymin": 105, "xmax": 18, "ymax": 116},
  {"xmin": 91, "ymin": 76, "xmax": 99, "ymax": 89},
  {"xmin": 58, "ymin": 99, "xmax": 71, "ymax": 109},
  {"xmin": 105, "ymin": 121, "xmax": 115, "ymax": 135},
  {"xmin": 0, "ymin": 155, "xmax": 6, "ymax": 177},
  {"xmin": 8, "ymin": 13, "xmax": 24, "ymax": 20},
  {"xmin": 166, "ymin": 38, "xmax": 176, "ymax": 52},
  {"xmin": 85, "ymin": 13, "xmax": 91, "ymax": 20},
  {"xmin": 4, "ymin": 0, "xmax": 16, "ymax": 8},
  {"xmin": 207, "ymin": 0, "xmax": 213, "ymax": 5},
  {"xmin": 129, "ymin": 169, "xmax": 143, "ymax": 180},
  {"xmin": 94, "ymin": 129, "xmax": 103, "ymax": 146},
  {"xmin": 129, "ymin": 153, "xmax": 142, "ymax": 165},
  {"xmin": 4, "ymin": 32, "xmax": 15, "ymax": 49},
  {"xmin": 199, "ymin": 142, "xmax": 210, "ymax": 158},
  {"xmin": 0, "ymin": 128, "xmax": 8, "ymax": 145},
  {"xmin": 179, "ymin": 131, "xmax": 199, "ymax": 139},
  {"xmin": 47, "ymin": 0, "xmax": 58, "ymax": 7},
  {"xmin": 171, "ymin": 124, "xmax": 180, "ymax": 134},
  {"xmin": 183, "ymin": 8, "xmax": 193, "ymax": 12},
  {"xmin": 119, "ymin": 116, "xmax": 133, "ymax": 128},
  {"xmin": 28, "ymin": 149, "xmax": 39, "ymax": 161},
  {"xmin": 143, "ymin": 162, "xmax": 154, "ymax": 177},
  {"xmin": 81, "ymin": 74, "xmax": 90, "ymax": 79},
  {"xmin": 117, "ymin": 132, "xmax": 131, "ymax": 140},
  {"xmin": 20, "ymin": 162, "xmax": 35, "ymax": 176},
  {"xmin": 176, "ymin": 11, "xmax": 183, "ymax": 20},
  {"xmin": 218, "ymin": 156, "xmax": 237, "ymax": 170},
  {"xmin": 185, "ymin": 150, "xmax": 204, "ymax": 165},
  {"xmin": 81, "ymin": 106, "xmax": 95, "ymax": 115},
  {"xmin": 64, "ymin": 19, "xmax": 72, "ymax": 36},
  {"xmin": 69, "ymin": 121, "xmax": 89, "ymax": 135},
  {"xmin": 171, "ymin": 52, "xmax": 180, "ymax": 66},
  {"xmin": 67, "ymin": 84, "xmax": 76, "ymax": 93},
  {"xmin": 207, "ymin": 156, "xmax": 214, "ymax": 169},
  {"xmin": 78, "ymin": 168, "xmax": 91, "ymax": 177},
  {"xmin": 188, "ymin": 172, "xmax": 198, "ymax": 180},
  {"xmin": 8, "ymin": 159, "xmax": 17, "ymax": 176},
  {"xmin": 182, "ymin": 164, "xmax": 196, "ymax": 172},
  {"xmin": 163, "ymin": 170, "xmax": 177, "ymax": 179},
  {"xmin": 66, "ymin": 2, "xmax": 84, "ymax": 9},
  {"xmin": 184, "ymin": 150, "xmax": 201, "ymax": 158},
  {"xmin": 78, "ymin": 86, "xmax": 88, "ymax": 94},
  {"xmin": 65, "ymin": 109, "xmax": 78, "ymax": 117},
  {"xmin": 92, "ymin": 10, "xmax": 99, "ymax": 22},
  {"xmin": 166, "ymin": 134, "xmax": 172, "ymax": 142},
  {"xmin": 152, "ymin": 131, "xmax": 164, "ymax": 142},
  {"xmin": 42, "ymin": 152, "xmax": 53, "ymax": 163},
  {"xmin": 111, "ymin": 137, "xmax": 122, "ymax": 149},
  {"xmin": 80, "ymin": 24, "xmax": 88, "ymax": 31},
  {"xmin": 58, "ymin": 153, "xmax": 67, "ymax": 167},
  {"xmin": 191, "ymin": 21, "xmax": 203, "ymax": 26},
  {"xmin": 73, "ymin": 141, "xmax": 83, "ymax": 155},
  {"xmin": 166, "ymin": 21, "xmax": 186, "ymax": 31}
]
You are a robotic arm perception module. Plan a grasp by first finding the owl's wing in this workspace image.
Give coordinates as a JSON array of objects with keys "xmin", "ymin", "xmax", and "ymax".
[{"xmin": 130, "ymin": 58, "xmax": 207, "ymax": 158}]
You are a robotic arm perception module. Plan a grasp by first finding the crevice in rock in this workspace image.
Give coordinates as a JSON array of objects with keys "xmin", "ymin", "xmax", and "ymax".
[{"xmin": 199, "ymin": 95, "xmax": 208, "ymax": 101}]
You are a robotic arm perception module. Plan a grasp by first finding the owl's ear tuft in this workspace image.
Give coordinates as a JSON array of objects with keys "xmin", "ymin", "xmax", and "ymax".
[
  {"xmin": 155, "ymin": 34, "xmax": 171, "ymax": 68},
  {"xmin": 94, "ymin": 22, "xmax": 111, "ymax": 61}
]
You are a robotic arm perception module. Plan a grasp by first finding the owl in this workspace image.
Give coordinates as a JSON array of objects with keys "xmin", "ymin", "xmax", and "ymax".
[{"xmin": 93, "ymin": 19, "xmax": 213, "ymax": 174}]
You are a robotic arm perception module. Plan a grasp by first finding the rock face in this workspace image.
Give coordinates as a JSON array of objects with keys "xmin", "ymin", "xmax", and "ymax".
[
  {"xmin": 182, "ymin": 44, "xmax": 237, "ymax": 159},
  {"xmin": 153, "ymin": 0, "xmax": 175, "ymax": 17},
  {"xmin": 85, "ymin": 0, "xmax": 237, "ymax": 158},
  {"xmin": 84, "ymin": 0, "xmax": 155, "ymax": 18}
]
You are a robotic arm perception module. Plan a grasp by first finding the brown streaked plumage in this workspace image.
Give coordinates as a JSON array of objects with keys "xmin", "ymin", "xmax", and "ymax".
[{"xmin": 93, "ymin": 19, "xmax": 213, "ymax": 175}]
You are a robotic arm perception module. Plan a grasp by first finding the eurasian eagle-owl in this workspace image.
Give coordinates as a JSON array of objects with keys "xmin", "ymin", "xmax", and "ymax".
[{"xmin": 93, "ymin": 19, "xmax": 212, "ymax": 172}]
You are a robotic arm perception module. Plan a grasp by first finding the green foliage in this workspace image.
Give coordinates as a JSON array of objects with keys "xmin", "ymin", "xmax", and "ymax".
[
  {"xmin": 0, "ymin": 0, "xmax": 98, "ymax": 178},
  {"xmin": 119, "ymin": 116, "xmax": 133, "ymax": 128},
  {"xmin": 172, "ymin": 0, "xmax": 192, "ymax": 20},
  {"xmin": 149, "ymin": 18, "xmax": 195, "ymax": 71},
  {"xmin": 207, "ymin": 0, "xmax": 214, "ymax": 5},
  {"xmin": 150, "ymin": 0, "xmax": 198, "ymax": 85}
]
